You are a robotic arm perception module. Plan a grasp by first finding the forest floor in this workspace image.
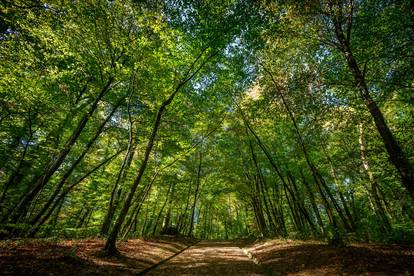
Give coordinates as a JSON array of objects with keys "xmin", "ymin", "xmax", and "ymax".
[{"xmin": 0, "ymin": 237, "xmax": 413, "ymax": 275}]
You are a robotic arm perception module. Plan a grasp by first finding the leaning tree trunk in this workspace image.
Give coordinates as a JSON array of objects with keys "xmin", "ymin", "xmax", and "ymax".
[
  {"xmin": 263, "ymin": 67, "xmax": 352, "ymax": 232},
  {"xmin": 5, "ymin": 78, "xmax": 113, "ymax": 224},
  {"xmin": 104, "ymin": 46, "xmax": 217, "ymax": 254},
  {"xmin": 332, "ymin": 12, "xmax": 414, "ymax": 200},
  {"xmin": 101, "ymin": 95, "xmax": 135, "ymax": 235},
  {"xmin": 26, "ymin": 150, "xmax": 122, "ymax": 237},
  {"xmin": 121, "ymin": 174, "xmax": 155, "ymax": 239},
  {"xmin": 241, "ymin": 111, "xmax": 319, "ymax": 235},
  {"xmin": 152, "ymin": 182, "xmax": 174, "ymax": 235},
  {"xmin": 359, "ymin": 124, "xmax": 392, "ymax": 230},
  {"xmin": 104, "ymin": 98, "xmax": 173, "ymax": 254},
  {"xmin": 188, "ymin": 152, "xmax": 202, "ymax": 237},
  {"xmin": 30, "ymin": 97, "xmax": 124, "ymax": 227}
]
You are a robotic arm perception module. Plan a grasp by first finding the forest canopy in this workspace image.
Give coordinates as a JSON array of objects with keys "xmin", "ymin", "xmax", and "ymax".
[{"xmin": 0, "ymin": 0, "xmax": 413, "ymax": 254}]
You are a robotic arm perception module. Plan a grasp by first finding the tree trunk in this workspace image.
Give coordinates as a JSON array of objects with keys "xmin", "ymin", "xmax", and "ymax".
[
  {"xmin": 301, "ymin": 171, "xmax": 325, "ymax": 234},
  {"xmin": 104, "ymin": 95, "xmax": 177, "ymax": 254},
  {"xmin": 332, "ymin": 14, "xmax": 414, "ymax": 200},
  {"xmin": 152, "ymin": 182, "xmax": 174, "ymax": 235},
  {"xmin": 188, "ymin": 152, "xmax": 202, "ymax": 237},
  {"xmin": 26, "ymin": 150, "xmax": 122, "ymax": 237},
  {"xmin": 101, "ymin": 95, "xmax": 135, "ymax": 235},
  {"xmin": 121, "ymin": 176, "xmax": 154, "ymax": 239},
  {"xmin": 263, "ymin": 67, "xmax": 353, "ymax": 231},
  {"xmin": 104, "ymin": 46, "xmax": 218, "ymax": 254},
  {"xmin": 241, "ymin": 111, "xmax": 319, "ymax": 235},
  {"xmin": 178, "ymin": 181, "xmax": 193, "ymax": 233},
  {"xmin": 359, "ymin": 124, "xmax": 392, "ymax": 230},
  {"xmin": 251, "ymin": 196, "xmax": 268, "ymax": 236},
  {"xmin": 30, "ymin": 97, "xmax": 124, "ymax": 227},
  {"xmin": 0, "ymin": 113, "xmax": 34, "ymax": 205},
  {"xmin": 5, "ymin": 78, "xmax": 113, "ymax": 224}
]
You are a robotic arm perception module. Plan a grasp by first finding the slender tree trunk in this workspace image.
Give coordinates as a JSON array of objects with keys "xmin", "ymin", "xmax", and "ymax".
[
  {"xmin": 50, "ymin": 195, "xmax": 65, "ymax": 227},
  {"xmin": 76, "ymin": 208, "xmax": 91, "ymax": 228},
  {"xmin": 140, "ymin": 203, "xmax": 150, "ymax": 236},
  {"xmin": 301, "ymin": 171, "xmax": 324, "ymax": 233},
  {"xmin": 121, "ymin": 177, "xmax": 154, "ymax": 239},
  {"xmin": 152, "ymin": 182, "xmax": 174, "ymax": 235},
  {"xmin": 30, "ymin": 98, "xmax": 124, "ymax": 227},
  {"xmin": 161, "ymin": 182, "xmax": 176, "ymax": 233},
  {"xmin": 101, "ymin": 95, "xmax": 135, "ymax": 235},
  {"xmin": 84, "ymin": 209, "xmax": 94, "ymax": 228},
  {"xmin": 247, "ymin": 134, "xmax": 277, "ymax": 234},
  {"xmin": 241, "ymin": 112, "xmax": 318, "ymax": 235},
  {"xmin": 101, "ymin": 142, "xmax": 136, "ymax": 235},
  {"xmin": 359, "ymin": 124, "xmax": 391, "ymax": 230},
  {"xmin": 26, "ymin": 150, "xmax": 122, "ymax": 237},
  {"xmin": 5, "ymin": 78, "xmax": 113, "ymax": 224},
  {"xmin": 104, "ymin": 46, "xmax": 218, "ymax": 253},
  {"xmin": 263, "ymin": 67, "xmax": 352, "ymax": 231},
  {"xmin": 0, "ymin": 117, "xmax": 33, "ymax": 204},
  {"xmin": 332, "ymin": 13, "xmax": 414, "ymax": 200},
  {"xmin": 178, "ymin": 181, "xmax": 192, "ymax": 232},
  {"xmin": 188, "ymin": 152, "xmax": 202, "ymax": 237},
  {"xmin": 323, "ymin": 148, "xmax": 357, "ymax": 230},
  {"xmin": 270, "ymin": 183, "xmax": 286, "ymax": 236},
  {"xmin": 251, "ymin": 196, "xmax": 268, "ymax": 236},
  {"xmin": 283, "ymin": 185, "xmax": 301, "ymax": 232},
  {"xmin": 104, "ymin": 103, "xmax": 169, "ymax": 253}
]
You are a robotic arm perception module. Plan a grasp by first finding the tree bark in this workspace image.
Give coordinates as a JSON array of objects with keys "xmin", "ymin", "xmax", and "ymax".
[
  {"xmin": 263, "ymin": 67, "xmax": 353, "ymax": 231},
  {"xmin": 152, "ymin": 182, "xmax": 174, "ymax": 235},
  {"xmin": 359, "ymin": 124, "xmax": 392, "ymax": 230},
  {"xmin": 26, "ymin": 150, "xmax": 122, "ymax": 237},
  {"xmin": 101, "ymin": 94, "xmax": 135, "ymax": 235},
  {"xmin": 104, "ymin": 45, "xmax": 217, "ymax": 254},
  {"xmin": 5, "ymin": 78, "xmax": 113, "ymax": 223},
  {"xmin": 331, "ymin": 8, "xmax": 414, "ymax": 200},
  {"xmin": 188, "ymin": 152, "xmax": 202, "ymax": 237},
  {"xmin": 30, "ymin": 97, "xmax": 124, "ymax": 227}
]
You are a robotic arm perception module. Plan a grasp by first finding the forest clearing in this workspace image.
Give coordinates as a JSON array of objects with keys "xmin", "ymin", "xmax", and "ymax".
[{"xmin": 1, "ymin": 0, "xmax": 414, "ymax": 275}]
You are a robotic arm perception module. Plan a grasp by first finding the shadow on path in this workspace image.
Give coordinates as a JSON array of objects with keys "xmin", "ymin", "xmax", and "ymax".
[
  {"xmin": 147, "ymin": 240, "xmax": 264, "ymax": 276},
  {"xmin": 247, "ymin": 241, "xmax": 414, "ymax": 275}
]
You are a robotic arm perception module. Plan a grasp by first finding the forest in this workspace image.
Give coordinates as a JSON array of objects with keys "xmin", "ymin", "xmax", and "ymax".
[{"xmin": 0, "ymin": 0, "xmax": 413, "ymax": 275}]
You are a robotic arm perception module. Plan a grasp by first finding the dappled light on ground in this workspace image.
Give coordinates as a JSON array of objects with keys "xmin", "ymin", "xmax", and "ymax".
[
  {"xmin": 147, "ymin": 241, "xmax": 264, "ymax": 275},
  {"xmin": 0, "ymin": 237, "xmax": 193, "ymax": 275},
  {"xmin": 1, "ymin": 238, "xmax": 413, "ymax": 275},
  {"xmin": 245, "ymin": 239, "xmax": 414, "ymax": 275}
]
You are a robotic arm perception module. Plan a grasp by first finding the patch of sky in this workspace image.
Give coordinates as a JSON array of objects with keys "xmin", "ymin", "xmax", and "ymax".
[
  {"xmin": 21, "ymin": 139, "xmax": 36, "ymax": 147},
  {"xmin": 192, "ymin": 73, "xmax": 217, "ymax": 95},
  {"xmin": 224, "ymin": 37, "xmax": 242, "ymax": 58},
  {"xmin": 322, "ymin": 89, "xmax": 349, "ymax": 107},
  {"xmin": 315, "ymin": 45, "xmax": 331, "ymax": 63},
  {"xmin": 369, "ymin": 83, "xmax": 381, "ymax": 97},
  {"xmin": 385, "ymin": 68, "xmax": 395, "ymax": 81},
  {"xmin": 1, "ymin": 28, "xmax": 18, "ymax": 41},
  {"xmin": 342, "ymin": 177, "xmax": 352, "ymax": 188},
  {"xmin": 108, "ymin": 111, "xmax": 128, "ymax": 129}
]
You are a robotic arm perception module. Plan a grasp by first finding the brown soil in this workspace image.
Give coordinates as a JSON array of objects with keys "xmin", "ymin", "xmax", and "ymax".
[
  {"xmin": 244, "ymin": 239, "xmax": 414, "ymax": 275},
  {"xmin": 0, "ymin": 238, "xmax": 413, "ymax": 275},
  {"xmin": 0, "ymin": 236, "xmax": 194, "ymax": 275},
  {"xmin": 147, "ymin": 240, "xmax": 264, "ymax": 275}
]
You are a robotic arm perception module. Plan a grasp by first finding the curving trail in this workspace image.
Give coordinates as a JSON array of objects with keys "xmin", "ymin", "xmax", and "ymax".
[{"xmin": 145, "ymin": 240, "xmax": 264, "ymax": 276}]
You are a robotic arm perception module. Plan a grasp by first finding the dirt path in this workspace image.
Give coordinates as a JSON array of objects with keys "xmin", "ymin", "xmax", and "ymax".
[
  {"xmin": 145, "ymin": 240, "xmax": 264, "ymax": 275},
  {"xmin": 1, "ymin": 238, "xmax": 412, "ymax": 275}
]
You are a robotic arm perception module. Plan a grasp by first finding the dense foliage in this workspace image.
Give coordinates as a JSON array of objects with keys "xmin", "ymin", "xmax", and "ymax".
[{"xmin": 1, "ymin": 0, "xmax": 413, "ymax": 252}]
